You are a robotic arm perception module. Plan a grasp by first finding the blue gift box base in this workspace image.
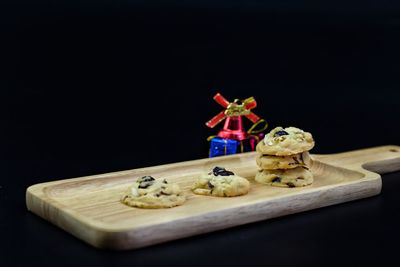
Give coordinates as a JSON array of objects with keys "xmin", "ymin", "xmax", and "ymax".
[{"xmin": 209, "ymin": 137, "xmax": 254, "ymax": 157}]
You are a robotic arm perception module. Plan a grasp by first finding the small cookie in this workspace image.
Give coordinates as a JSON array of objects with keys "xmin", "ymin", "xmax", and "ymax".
[
  {"xmin": 121, "ymin": 176, "xmax": 186, "ymax": 209},
  {"xmin": 255, "ymin": 167, "xmax": 313, "ymax": 188},
  {"xmin": 256, "ymin": 152, "xmax": 311, "ymax": 170},
  {"xmin": 256, "ymin": 126, "xmax": 315, "ymax": 156},
  {"xmin": 192, "ymin": 166, "xmax": 250, "ymax": 197}
]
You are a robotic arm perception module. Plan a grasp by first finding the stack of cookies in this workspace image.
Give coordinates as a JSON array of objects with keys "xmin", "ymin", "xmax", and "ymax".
[{"xmin": 255, "ymin": 126, "xmax": 315, "ymax": 188}]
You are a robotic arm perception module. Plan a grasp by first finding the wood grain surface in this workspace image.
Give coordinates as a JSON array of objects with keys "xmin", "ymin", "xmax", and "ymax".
[{"xmin": 26, "ymin": 145, "xmax": 400, "ymax": 250}]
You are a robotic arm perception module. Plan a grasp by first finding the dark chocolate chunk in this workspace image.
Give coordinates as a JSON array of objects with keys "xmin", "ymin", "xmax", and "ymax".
[
  {"xmin": 163, "ymin": 179, "xmax": 168, "ymax": 184},
  {"xmin": 138, "ymin": 176, "xmax": 156, "ymax": 188},
  {"xmin": 138, "ymin": 182, "xmax": 154, "ymax": 189},
  {"xmin": 274, "ymin": 130, "xmax": 289, "ymax": 137},
  {"xmin": 218, "ymin": 171, "xmax": 234, "ymax": 176},
  {"xmin": 212, "ymin": 166, "xmax": 234, "ymax": 176},
  {"xmin": 287, "ymin": 182, "xmax": 296, "ymax": 188},
  {"xmin": 208, "ymin": 181, "xmax": 215, "ymax": 189},
  {"xmin": 141, "ymin": 176, "xmax": 155, "ymax": 182},
  {"xmin": 272, "ymin": 177, "xmax": 281, "ymax": 183},
  {"xmin": 212, "ymin": 166, "xmax": 225, "ymax": 174}
]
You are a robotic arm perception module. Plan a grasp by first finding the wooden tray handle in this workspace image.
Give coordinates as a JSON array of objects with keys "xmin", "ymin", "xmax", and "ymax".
[
  {"xmin": 363, "ymin": 157, "xmax": 400, "ymax": 175},
  {"xmin": 314, "ymin": 145, "xmax": 400, "ymax": 175}
]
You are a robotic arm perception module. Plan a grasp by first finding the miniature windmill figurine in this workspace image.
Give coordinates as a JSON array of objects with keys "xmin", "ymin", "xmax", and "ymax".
[
  {"xmin": 206, "ymin": 93, "xmax": 267, "ymax": 157},
  {"xmin": 206, "ymin": 93, "xmax": 261, "ymax": 140}
]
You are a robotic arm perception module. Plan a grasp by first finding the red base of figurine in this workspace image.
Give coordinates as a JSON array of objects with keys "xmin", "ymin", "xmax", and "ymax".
[{"xmin": 217, "ymin": 116, "xmax": 248, "ymax": 141}]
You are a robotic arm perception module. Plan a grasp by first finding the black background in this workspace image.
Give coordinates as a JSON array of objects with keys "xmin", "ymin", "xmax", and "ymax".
[{"xmin": 2, "ymin": 1, "xmax": 400, "ymax": 266}]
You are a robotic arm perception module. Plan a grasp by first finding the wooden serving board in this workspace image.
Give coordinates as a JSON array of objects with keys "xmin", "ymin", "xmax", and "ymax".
[{"xmin": 26, "ymin": 145, "xmax": 400, "ymax": 250}]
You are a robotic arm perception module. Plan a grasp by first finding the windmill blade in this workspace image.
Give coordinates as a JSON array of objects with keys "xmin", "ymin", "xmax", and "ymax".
[
  {"xmin": 245, "ymin": 112, "xmax": 260, "ymax": 123},
  {"xmin": 213, "ymin": 93, "xmax": 230, "ymax": 108},
  {"xmin": 206, "ymin": 111, "xmax": 226, "ymax": 128}
]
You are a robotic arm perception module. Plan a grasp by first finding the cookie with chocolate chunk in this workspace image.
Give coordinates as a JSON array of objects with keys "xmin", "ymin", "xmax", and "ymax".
[
  {"xmin": 121, "ymin": 176, "xmax": 186, "ymax": 209},
  {"xmin": 255, "ymin": 167, "xmax": 313, "ymax": 188},
  {"xmin": 256, "ymin": 152, "xmax": 312, "ymax": 170},
  {"xmin": 192, "ymin": 166, "xmax": 250, "ymax": 197},
  {"xmin": 256, "ymin": 126, "xmax": 314, "ymax": 156}
]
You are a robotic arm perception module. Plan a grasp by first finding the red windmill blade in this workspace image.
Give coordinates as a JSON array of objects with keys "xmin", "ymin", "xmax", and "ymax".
[
  {"xmin": 206, "ymin": 111, "xmax": 226, "ymax": 128},
  {"xmin": 205, "ymin": 93, "xmax": 260, "ymax": 128},
  {"xmin": 205, "ymin": 93, "xmax": 229, "ymax": 128},
  {"xmin": 245, "ymin": 112, "xmax": 260, "ymax": 123},
  {"xmin": 213, "ymin": 93, "xmax": 230, "ymax": 108},
  {"xmin": 242, "ymin": 97, "xmax": 260, "ymax": 123}
]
